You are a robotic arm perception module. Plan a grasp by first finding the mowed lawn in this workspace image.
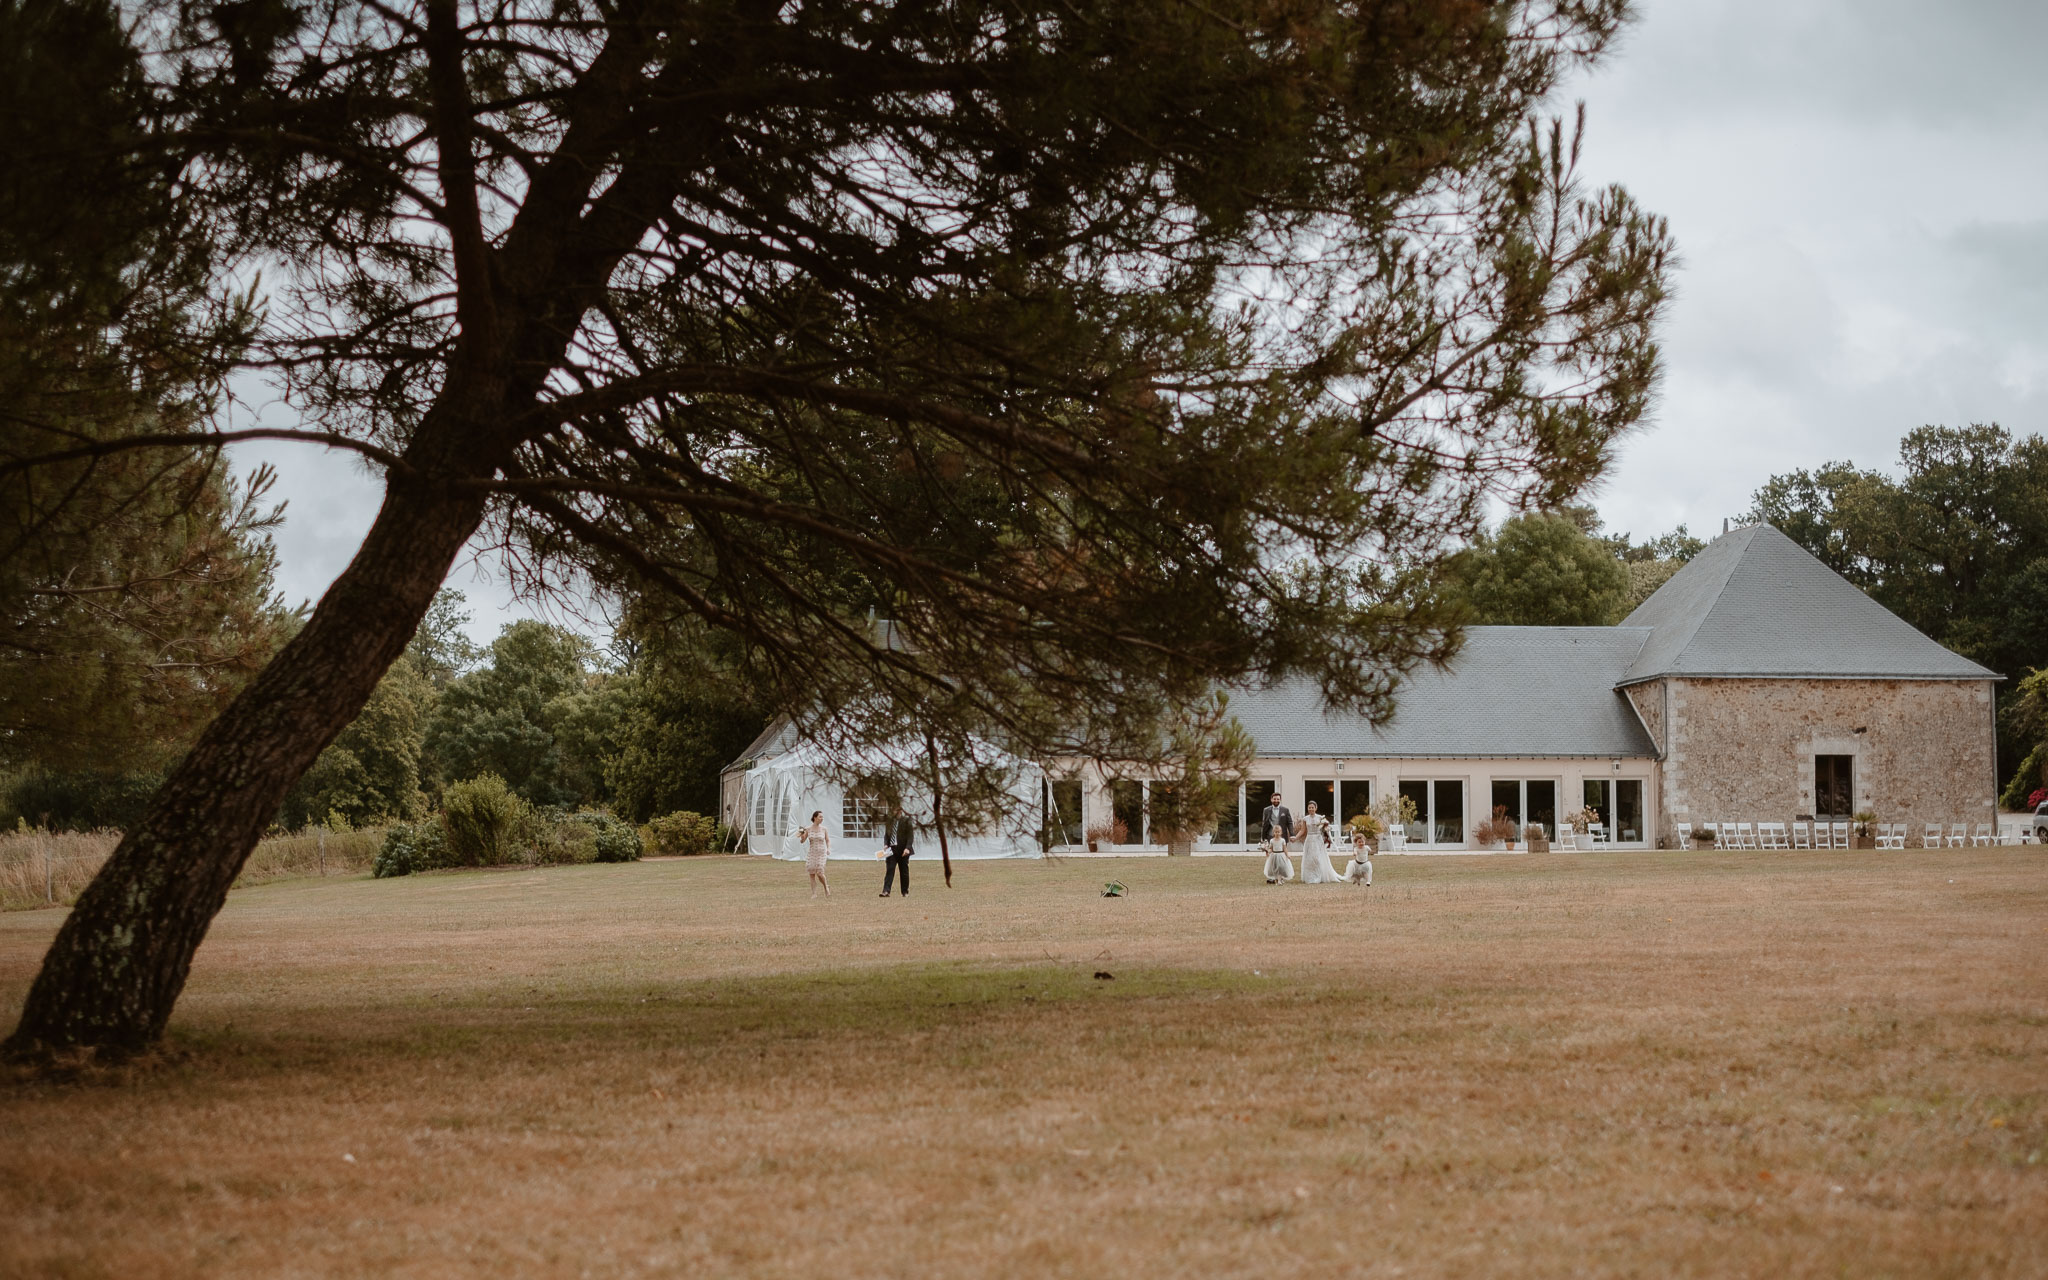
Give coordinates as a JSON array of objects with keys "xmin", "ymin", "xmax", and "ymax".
[{"xmin": 2, "ymin": 851, "xmax": 2043, "ymax": 1278}]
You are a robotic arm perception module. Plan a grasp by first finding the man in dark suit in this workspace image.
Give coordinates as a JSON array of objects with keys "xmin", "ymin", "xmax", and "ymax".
[
  {"xmin": 1259, "ymin": 795, "xmax": 1295, "ymax": 884},
  {"xmin": 881, "ymin": 803, "xmax": 915, "ymax": 897}
]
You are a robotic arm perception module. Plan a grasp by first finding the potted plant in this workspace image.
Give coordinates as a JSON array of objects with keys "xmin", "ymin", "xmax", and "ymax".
[
  {"xmin": 1524, "ymin": 822, "xmax": 1550, "ymax": 853},
  {"xmin": 1083, "ymin": 817, "xmax": 1127, "ymax": 853},
  {"xmin": 1853, "ymin": 811, "xmax": 1878, "ymax": 850},
  {"xmin": 1689, "ymin": 825, "xmax": 1717, "ymax": 848},
  {"xmin": 1470, "ymin": 805, "xmax": 1517, "ymax": 849},
  {"xmin": 1370, "ymin": 794, "xmax": 1421, "ymax": 848},
  {"xmin": 1345, "ymin": 813, "xmax": 1385, "ymax": 854},
  {"xmin": 1565, "ymin": 805, "xmax": 1599, "ymax": 836}
]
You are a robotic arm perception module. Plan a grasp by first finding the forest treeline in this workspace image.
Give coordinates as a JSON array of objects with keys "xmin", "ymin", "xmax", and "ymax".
[{"xmin": 2, "ymin": 588, "xmax": 767, "ymax": 834}]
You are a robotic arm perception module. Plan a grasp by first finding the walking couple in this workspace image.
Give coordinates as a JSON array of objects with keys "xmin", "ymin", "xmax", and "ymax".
[{"xmin": 1259, "ymin": 796, "xmax": 1366, "ymax": 885}]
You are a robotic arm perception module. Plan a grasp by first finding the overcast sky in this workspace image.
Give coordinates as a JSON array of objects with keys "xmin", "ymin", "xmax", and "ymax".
[{"xmin": 230, "ymin": 0, "xmax": 2048, "ymax": 642}]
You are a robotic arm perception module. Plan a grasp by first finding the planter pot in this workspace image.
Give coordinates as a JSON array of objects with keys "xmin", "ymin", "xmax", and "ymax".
[
  {"xmin": 1691, "ymin": 838, "xmax": 1717, "ymax": 851},
  {"xmin": 1166, "ymin": 838, "xmax": 1193, "ymax": 857},
  {"xmin": 1527, "ymin": 836, "xmax": 1549, "ymax": 853},
  {"xmin": 1853, "ymin": 835, "xmax": 1876, "ymax": 850},
  {"xmin": 1504, "ymin": 840, "xmax": 1517, "ymax": 851},
  {"xmin": 1087, "ymin": 840, "xmax": 1099, "ymax": 853}
]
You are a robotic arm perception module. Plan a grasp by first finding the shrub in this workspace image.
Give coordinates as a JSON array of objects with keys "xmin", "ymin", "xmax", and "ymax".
[
  {"xmin": 372, "ymin": 820, "xmax": 450, "ymax": 878},
  {"xmin": 529, "ymin": 809, "xmax": 642, "ymax": 865},
  {"xmin": 583, "ymin": 811, "xmax": 643, "ymax": 863},
  {"xmin": 3, "ymin": 769, "xmax": 164, "ymax": 832},
  {"xmin": 641, "ymin": 810, "xmax": 718, "ymax": 856},
  {"xmin": 441, "ymin": 774, "xmax": 531, "ymax": 866}
]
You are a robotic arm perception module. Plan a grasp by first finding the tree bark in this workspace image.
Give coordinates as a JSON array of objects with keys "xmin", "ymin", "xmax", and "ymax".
[{"xmin": 4, "ymin": 469, "xmax": 489, "ymax": 1058}]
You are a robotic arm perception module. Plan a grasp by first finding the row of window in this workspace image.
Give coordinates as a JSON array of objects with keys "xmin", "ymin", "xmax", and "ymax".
[{"xmin": 1045, "ymin": 777, "xmax": 1648, "ymax": 846}]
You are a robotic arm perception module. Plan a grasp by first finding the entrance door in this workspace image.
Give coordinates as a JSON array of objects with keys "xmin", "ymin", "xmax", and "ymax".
[
  {"xmin": 1398, "ymin": 779, "xmax": 1466, "ymax": 845},
  {"xmin": 1815, "ymin": 755, "xmax": 1854, "ymax": 821}
]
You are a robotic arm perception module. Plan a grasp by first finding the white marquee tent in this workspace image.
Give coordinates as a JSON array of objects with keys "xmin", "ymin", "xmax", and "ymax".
[{"xmin": 739, "ymin": 739, "xmax": 1046, "ymax": 861}]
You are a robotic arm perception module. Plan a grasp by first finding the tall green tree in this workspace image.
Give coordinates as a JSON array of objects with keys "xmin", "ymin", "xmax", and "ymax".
[
  {"xmin": 423, "ymin": 620, "xmax": 614, "ymax": 806},
  {"xmin": 277, "ymin": 655, "xmax": 434, "ymax": 828},
  {"xmin": 0, "ymin": 0, "xmax": 285, "ymax": 773},
  {"xmin": 1454, "ymin": 512, "xmax": 1634, "ymax": 626},
  {"xmin": 6, "ymin": 0, "xmax": 1670, "ymax": 1057}
]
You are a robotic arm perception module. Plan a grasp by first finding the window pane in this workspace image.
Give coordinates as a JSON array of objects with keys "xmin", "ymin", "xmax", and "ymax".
[
  {"xmin": 844, "ymin": 793, "xmax": 884, "ymax": 841},
  {"xmin": 1490, "ymin": 780, "xmax": 1521, "ymax": 827},
  {"xmin": 1050, "ymin": 780, "xmax": 1084, "ymax": 846},
  {"xmin": 1245, "ymin": 779, "xmax": 1278, "ymax": 832},
  {"xmin": 1526, "ymin": 780, "xmax": 1557, "ymax": 840},
  {"xmin": 1398, "ymin": 780, "xmax": 1430, "ymax": 843},
  {"xmin": 1112, "ymin": 780, "xmax": 1145, "ymax": 844},
  {"xmin": 1338, "ymin": 779, "xmax": 1373, "ymax": 827},
  {"xmin": 1209, "ymin": 782, "xmax": 1243, "ymax": 845},
  {"xmin": 1303, "ymin": 779, "xmax": 1334, "ymax": 826},
  {"xmin": 1815, "ymin": 755, "xmax": 1853, "ymax": 820},
  {"xmin": 1432, "ymin": 780, "xmax": 1464, "ymax": 844},
  {"xmin": 1584, "ymin": 779, "xmax": 1608, "ymax": 827},
  {"xmin": 1616, "ymin": 780, "xmax": 1643, "ymax": 842}
]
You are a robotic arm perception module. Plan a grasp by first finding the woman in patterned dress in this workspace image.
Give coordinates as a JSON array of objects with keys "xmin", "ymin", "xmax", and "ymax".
[{"xmin": 803, "ymin": 810, "xmax": 831, "ymax": 898}]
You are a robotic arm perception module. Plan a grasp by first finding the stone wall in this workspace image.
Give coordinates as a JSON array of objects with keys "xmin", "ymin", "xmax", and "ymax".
[
  {"xmin": 1625, "ymin": 683, "xmax": 1665, "ymax": 756},
  {"xmin": 1663, "ymin": 677, "xmax": 1996, "ymax": 827}
]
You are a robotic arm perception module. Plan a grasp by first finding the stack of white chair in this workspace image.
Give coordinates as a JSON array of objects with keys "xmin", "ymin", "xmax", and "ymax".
[
  {"xmin": 1758, "ymin": 822, "xmax": 1787, "ymax": 850},
  {"xmin": 1877, "ymin": 823, "xmax": 1906, "ymax": 849}
]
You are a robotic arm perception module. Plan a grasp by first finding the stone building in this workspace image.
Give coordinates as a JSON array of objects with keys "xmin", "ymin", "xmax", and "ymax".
[
  {"xmin": 1057, "ymin": 523, "xmax": 1999, "ymax": 851},
  {"xmin": 727, "ymin": 524, "xmax": 2000, "ymax": 855}
]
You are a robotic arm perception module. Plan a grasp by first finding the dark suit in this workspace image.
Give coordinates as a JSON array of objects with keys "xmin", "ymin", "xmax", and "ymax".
[
  {"xmin": 882, "ymin": 813, "xmax": 914, "ymax": 896},
  {"xmin": 1260, "ymin": 802, "xmax": 1294, "ymax": 844}
]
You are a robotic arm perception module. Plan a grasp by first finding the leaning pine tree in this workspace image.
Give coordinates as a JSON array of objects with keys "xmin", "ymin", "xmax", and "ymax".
[{"xmin": 4, "ymin": 0, "xmax": 1670, "ymax": 1058}]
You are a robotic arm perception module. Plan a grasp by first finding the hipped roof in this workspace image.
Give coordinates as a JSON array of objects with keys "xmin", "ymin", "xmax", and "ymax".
[{"xmin": 1618, "ymin": 524, "xmax": 1998, "ymax": 684}]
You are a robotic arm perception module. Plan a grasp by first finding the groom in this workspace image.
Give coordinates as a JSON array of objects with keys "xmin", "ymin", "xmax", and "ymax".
[
  {"xmin": 880, "ymin": 802, "xmax": 915, "ymax": 898},
  {"xmin": 1260, "ymin": 793, "xmax": 1295, "ymax": 884}
]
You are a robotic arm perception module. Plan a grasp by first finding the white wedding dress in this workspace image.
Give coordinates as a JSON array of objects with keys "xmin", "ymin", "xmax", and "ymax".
[{"xmin": 1299, "ymin": 814, "xmax": 1339, "ymax": 883}]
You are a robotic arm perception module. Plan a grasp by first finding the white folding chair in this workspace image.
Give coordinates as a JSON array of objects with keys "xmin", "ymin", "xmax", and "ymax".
[
  {"xmin": 1947, "ymin": 823, "xmax": 1968, "ymax": 848},
  {"xmin": 1830, "ymin": 821, "xmax": 1850, "ymax": 848},
  {"xmin": 1922, "ymin": 823, "xmax": 1944, "ymax": 849},
  {"xmin": 1971, "ymin": 823, "xmax": 1993, "ymax": 846},
  {"xmin": 1731, "ymin": 822, "xmax": 1755, "ymax": 850},
  {"xmin": 1791, "ymin": 821, "xmax": 1812, "ymax": 849},
  {"xmin": 1588, "ymin": 822, "xmax": 1609, "ymax": 846},
  {"xmin": 1768, "ymin": 822, "xmax": 1793, "ymax": 849},
  {"xmin": 1675, "ymin": 822, "xmax": 1693, "ymax": 847},
  {"xmin": 1880, "ymin": 823, "xmax": 1906, "ymax": 850},
  {"xmin": 1554, "ymin": 824, "xmax": 1578, "ymax": 852}
]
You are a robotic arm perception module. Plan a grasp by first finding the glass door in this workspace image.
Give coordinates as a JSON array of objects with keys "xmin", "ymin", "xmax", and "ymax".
[
  {"xmin": 1338, "ymin": 779, "xmax": 1373, "ymax": 828},
  {"xmin": 1582, "ymin": 779, "xmax": 1646, "ymax": 844},
  {"xmin": 1303, "ymin": 779, "xmax": 1335, "ymax": 832},
  {"xmin": 1490, "ymin": 779, "xmax": 1558, "ymax": 839},
  {"xmin": 1398, "ymin": 779, "xmax": 1466, "ymax": 846}
]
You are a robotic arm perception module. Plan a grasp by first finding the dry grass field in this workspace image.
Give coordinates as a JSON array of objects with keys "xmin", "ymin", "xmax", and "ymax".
[{"xmin": 2, "ymin": 850, "xmax": 2043, "ymax": 1278}]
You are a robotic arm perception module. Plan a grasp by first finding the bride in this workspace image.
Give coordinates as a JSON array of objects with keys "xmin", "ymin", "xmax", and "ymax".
[{"xmin": 1298, "ymin": 801, "xmax": 1340, "ymax": 883}]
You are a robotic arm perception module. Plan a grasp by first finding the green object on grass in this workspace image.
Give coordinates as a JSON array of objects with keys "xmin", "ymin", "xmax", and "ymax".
[{"xmin": 1102, "ymin": 880, "xmax": 1128, "ymax": 898}]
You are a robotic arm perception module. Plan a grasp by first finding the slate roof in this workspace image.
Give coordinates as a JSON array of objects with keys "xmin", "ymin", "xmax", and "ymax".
[
  {"xmin": 1225, "ymin": 627, "xmax": 1660, "ymax": 759},
  {"xmin": 1618, "ymin": 524, "xmax": 1999, "ymax": 684}
]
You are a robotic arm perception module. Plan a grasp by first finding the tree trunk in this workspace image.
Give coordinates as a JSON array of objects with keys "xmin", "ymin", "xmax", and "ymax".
[{"xmin": 4, "ymin": 473, "xmax": 488, "ymax": 1059}]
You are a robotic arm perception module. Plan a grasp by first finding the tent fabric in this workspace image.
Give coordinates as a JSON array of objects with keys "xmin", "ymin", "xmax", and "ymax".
[{"xmin": 738, "ymin": 740, "xmax": 1045, "ymax": 860}]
